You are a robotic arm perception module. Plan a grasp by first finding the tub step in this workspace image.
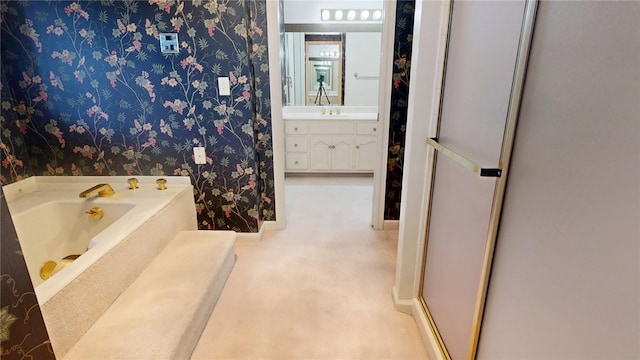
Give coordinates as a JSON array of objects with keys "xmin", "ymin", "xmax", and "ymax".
[{"xmin": 64, "ymin": 230, "xmax": 236, "ymax": 360}]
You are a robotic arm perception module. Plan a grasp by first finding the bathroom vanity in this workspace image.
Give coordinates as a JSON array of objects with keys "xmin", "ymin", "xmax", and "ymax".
[{"xmin": 283, "ymin": 107, "xmax": 378, "ymax": 173}]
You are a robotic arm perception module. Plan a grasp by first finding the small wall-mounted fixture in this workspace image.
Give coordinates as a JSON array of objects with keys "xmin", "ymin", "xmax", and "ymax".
[
  {"xmin": 321, "ymin": 9, "xmax": 382, "ymax": 22},
  {"xmin": 217, "ymin": 77, "xmax": 231, "ymax": 96},
  {"xmin": 159, "ymin": 33, "xmax": 179, "ymax": 54}
]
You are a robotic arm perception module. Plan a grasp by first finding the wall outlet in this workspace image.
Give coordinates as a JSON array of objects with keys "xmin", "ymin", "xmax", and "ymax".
[
  {"xmin": 218, "ymin": 77, "xmax": 231, "ymax": 96},
  {"xmin": 193, "ymin": 147, "xmax": 206, "ymax": 164}
]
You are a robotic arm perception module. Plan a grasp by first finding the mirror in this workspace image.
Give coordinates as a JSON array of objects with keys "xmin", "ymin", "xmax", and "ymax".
[
  {"xmin": 306, "ymin": 40, "xmax": 342, "ymax": 106},
  {"xmin": 283, "ymin": 31, "xmax": 382, "ymax": 108}
]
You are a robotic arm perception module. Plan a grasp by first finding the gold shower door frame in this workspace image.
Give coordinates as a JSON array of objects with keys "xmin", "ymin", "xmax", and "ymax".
[{"xmin": 418, "ymin": 1, "xmax": 539, "ymax": 359}]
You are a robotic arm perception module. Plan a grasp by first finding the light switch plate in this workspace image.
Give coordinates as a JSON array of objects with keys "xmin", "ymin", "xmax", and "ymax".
[
  {"xmin": 218, "ymin": 77, "xmax": 231, "ymax": 96},
  {"xmin": 193, "ymin": 147, "xmax": 206, "ymax": 164}
]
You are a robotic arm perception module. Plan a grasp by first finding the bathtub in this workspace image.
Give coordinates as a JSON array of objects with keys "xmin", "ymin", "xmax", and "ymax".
[
  {"xmin": 12, "ymin": 200, "xmax": 135, "ymax": 288},
  {"xmin": 3, "ymin": 176, "xmax": 198, "ymax": 356}
]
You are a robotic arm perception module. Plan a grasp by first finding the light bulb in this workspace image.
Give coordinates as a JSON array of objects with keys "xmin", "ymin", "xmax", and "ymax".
[
  {"xmin": 372, "ymin": 10, "xmax": 382, "ymax": 20},
  {"xmin": 347, "ymin": 10, "xmax": 356, "ymax": 21},
  {"xmin": 321, "ymin": 10, "xmax": 330, "ymax": 21},
  {"xmin": 360, "ymin": 10, "xmax": 370, "ymax": 20},
  {"xmin": 334, "ymin": 10, "xmax": 343, "ymax": 21}
]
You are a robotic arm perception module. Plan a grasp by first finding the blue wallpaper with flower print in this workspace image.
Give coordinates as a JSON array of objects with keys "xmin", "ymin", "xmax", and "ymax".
[
  {"xmin": 244, "ymin": 0, "xmax": 275, "ymax": 225},
  {"xmin": 384, "ymin": 0, "xmax": 414, "ymax": 220},
  {"xmin": 0, "ymin": 0, "xmax": 274, "ymax": 232}
]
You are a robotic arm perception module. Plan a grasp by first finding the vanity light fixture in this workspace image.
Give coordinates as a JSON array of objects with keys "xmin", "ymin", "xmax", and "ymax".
[
  {"xmin": 319, "ymin": 51, "xmax": 339, "ymax": 58},
  {"xmin": 321, "ymin": 9, "xmax": 383, "ymax": 22}
]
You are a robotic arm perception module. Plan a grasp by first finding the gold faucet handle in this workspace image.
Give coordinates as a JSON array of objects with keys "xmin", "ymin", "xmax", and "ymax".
[
  {"xmin": 127, "ymin": 177, "xmax": 139, "ymax": 189},
  {"xmin": 85, "ymin": 207, "xmax": 104, "ymax": 220},
  {"xmin": 156, "ymin": 178, "xmax": 167, "ymax": 190}
]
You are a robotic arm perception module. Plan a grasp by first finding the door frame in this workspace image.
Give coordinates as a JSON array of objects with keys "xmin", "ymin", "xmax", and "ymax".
[
  {"xmin": 266, "ymin": 0, "xmax": 286, "ymax": 229},
  {"xmin": 371, "ymin": 0, "xmax": 397, "ymax": 230},
  {"xmin": 266, "ymin": 0, "xmax": 396, "ymax": 230}
]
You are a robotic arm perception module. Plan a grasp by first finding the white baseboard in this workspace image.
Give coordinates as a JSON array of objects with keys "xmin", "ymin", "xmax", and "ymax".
[
  {"xmin": 234, "ymin": 221, "xmax": 281, "ymax": 242},
  {"xmin": 383, "ymin": 220, "xmax": 400, "ymax": 230},
  {"xmin": 262, "ymin": 220, "xmax": 281, "ymax": 231},
  {"xmin": 412, "ymin": 298, "xmax": 446, "ymax": 360},
  {"xmin": 392, "ymin": 286, "xmax": 414, "ymax": 314},
  {"xmin": 235, "ymin": 222, "xmax": 266, "ymax": 242}
]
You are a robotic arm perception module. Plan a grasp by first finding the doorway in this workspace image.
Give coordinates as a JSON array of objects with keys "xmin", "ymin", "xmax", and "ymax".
[{"xmin": 268, "ymin": 0, "xmax": 397, "ymax": 229}]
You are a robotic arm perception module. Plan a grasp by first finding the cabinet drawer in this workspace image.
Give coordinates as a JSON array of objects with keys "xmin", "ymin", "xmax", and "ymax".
[
  {"xmin": 308, "ymin": 122, "xmax": 355, "ymax": 135},
  {"xmin": 285, "ymin": 136, "xmax": 308, "ymax": 152},
  {"xmin": 286, "ymin": 154, "xmax": 308, "ymax": 170},
  {"xmin": 285, "ymin": 122, "xmax": 308, "ymax": 134},
  {"xmin": 356, "ymin": 122, "xmax": 379, "ymax": 135}
]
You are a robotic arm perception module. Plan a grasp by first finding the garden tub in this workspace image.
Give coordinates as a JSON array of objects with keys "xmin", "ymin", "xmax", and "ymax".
[{"xmin": 3, "ymin": 176, "xmax": 197, "ymax": 356}]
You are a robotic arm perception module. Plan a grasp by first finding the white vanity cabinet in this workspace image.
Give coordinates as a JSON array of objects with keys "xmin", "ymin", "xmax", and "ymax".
[
  {"xmin": 309, "ymin": 135, "xmax": 353, "ymax": 170},
  {"xmin": 284, "ymin": 118, "xmax": 378, "ymax": 173},
  {"xmin": 354, "ymin": 122, "xmax": 378, "ymax": 171},
  {"xmin": 284, "ymin": 122, "xmax": 309, "ymax": 170}
]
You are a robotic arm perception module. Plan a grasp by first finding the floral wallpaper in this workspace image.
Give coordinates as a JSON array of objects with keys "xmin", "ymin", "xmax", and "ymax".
[
  {"xmin": 385, "ymin": 0, "xmax": 414, "ymax": 220},
  {"xmin": 244, "ymin": 0, "xmax": 274, "ymax": 226},
  {"xmin": 0, "ymin": 0, "xmax": 275, "ymax": 232},
  {"xmin": 1, "ymin": 187, "xmax": 56, "ymax": 360}
]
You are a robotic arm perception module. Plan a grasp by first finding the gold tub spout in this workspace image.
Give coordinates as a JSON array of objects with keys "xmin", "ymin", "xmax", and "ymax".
[{"xmin": 79, "ymin": 183, "xmax": 115, "ymax": 198}]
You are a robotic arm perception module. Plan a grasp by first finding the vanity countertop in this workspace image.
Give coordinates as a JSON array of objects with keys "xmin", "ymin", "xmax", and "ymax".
[
  {"xmin": 282, "ymin": 106, "xmax": 378, "ymax": 121},
  {"xmin": 282, "ymin": 112, "xmax": 377, "ymax": 121}
]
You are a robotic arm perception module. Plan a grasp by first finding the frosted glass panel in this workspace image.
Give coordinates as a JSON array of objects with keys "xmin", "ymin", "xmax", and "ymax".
[
  {"xmin": 437, "ymin": 0, "xmax": 526, "ymax": 166},
  {"xmin": 422, "ymin": 155, "xmax": 496, "ymax": 359},
  {"xmin": 420, "ymin": 0, "xmax": 526, "ymax": 359}
]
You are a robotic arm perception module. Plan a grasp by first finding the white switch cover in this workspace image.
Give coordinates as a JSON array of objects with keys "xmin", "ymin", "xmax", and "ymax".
[
  {"xmin": 218, "ymin": 77, "xmax": 231, "ymax": 96},
  {"xmin": 193, "ymin": 147, "xmax": 206, "ymax": 164}
]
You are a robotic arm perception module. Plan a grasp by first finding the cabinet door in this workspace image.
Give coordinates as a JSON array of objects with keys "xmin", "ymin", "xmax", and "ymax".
[
  {"xmin": 331, "ymin": 135, "xmax": 354, "ymax": 170},
  {"xmin": 355, "ymin": 135, "xmax": 377, "ymax": 171},
  {"xmin": 309, "ymin": 135, "xmax": 332, "ymax": 170}
]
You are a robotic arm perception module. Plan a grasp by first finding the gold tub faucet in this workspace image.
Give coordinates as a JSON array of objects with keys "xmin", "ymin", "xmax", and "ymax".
[{"xmin": 79, "ymin": 184, "xmax": 115, "ymax": 198}]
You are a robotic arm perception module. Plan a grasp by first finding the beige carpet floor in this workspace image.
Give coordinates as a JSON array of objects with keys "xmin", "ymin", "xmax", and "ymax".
[{"xmin": 191, "ymin": 176, "xmax": 428, "ymax": 360}]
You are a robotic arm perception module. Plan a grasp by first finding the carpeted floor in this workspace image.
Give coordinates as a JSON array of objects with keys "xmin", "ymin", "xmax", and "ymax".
[{"xmin": 191, "ymin": 176, "xmax": 428, "ymax": 360}]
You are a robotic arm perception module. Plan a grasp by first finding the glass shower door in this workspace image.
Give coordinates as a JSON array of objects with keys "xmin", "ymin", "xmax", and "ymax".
[{"xmin": 418, "ymin": 1, "xmax": 534, "ymax": 359}]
